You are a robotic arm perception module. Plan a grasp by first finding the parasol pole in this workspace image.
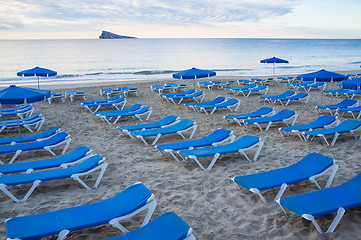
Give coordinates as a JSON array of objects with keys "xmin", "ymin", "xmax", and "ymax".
[
  {"xmin": 15, "ymin": 105, "xmax": 21, "ymax": 136},
  {"xmin": 37, "ymin": 76, "xmax": 40, "ymax": 89}
]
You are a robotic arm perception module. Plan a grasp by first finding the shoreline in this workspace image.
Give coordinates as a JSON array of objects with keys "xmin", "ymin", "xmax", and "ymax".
[{"xmin": 1, "ymin": 69, "xmax": 360, "ymax": 90}]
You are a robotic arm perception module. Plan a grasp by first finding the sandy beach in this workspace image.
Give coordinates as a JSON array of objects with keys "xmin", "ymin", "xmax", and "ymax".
[{"xmin": 1, "ymin": 73, "xmax": 361, "ymax": 239}]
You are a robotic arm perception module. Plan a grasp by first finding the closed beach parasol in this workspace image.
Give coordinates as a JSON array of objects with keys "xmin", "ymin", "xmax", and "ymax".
[
  {"xmin": 0, "ymin": 85, "xmax": 50, "ymax": 135},
  {"xmin": 173, "ymin": 67, "xmax": 216, "ymax": 89},
  {"xmin": 296, "ymin": 69, "xmax": 347, "ymax": 82},
  {"xmin": 260, "ymin": 57, "xmax": 289, "ymax": 79},
  {"xmin": 17, "ymin": 66, "xmax": 57, "ymax": 89}
]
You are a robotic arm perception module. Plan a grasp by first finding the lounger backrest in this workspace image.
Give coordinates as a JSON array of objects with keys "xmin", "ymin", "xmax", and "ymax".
[
  {"xmin": 335, "ymin": 119, "xmax": 361, "ymax": 131},
  {"xmin": 290, "ymin": 92, "xmax": 308, "ymax": 99},
  {"xmin": 311, "ymin": 115, "xmax": 337, "ymax": 127},
  {"xmin": 338, "ymin": 99, "xmax": 357, "ymax": 107},
  {"xmin": 252, "ymin": 107, "xmax": 274, "ymax": 116},
  {"xmin": 5, "ymin": 183, "xmax": 153, "ymax": 239},
  {"xmin": 132, "ymin": 119, "xmax": 195, "ymax": 137},
  {"xmin": 0, "ymin": 126, "xmax": 60, "ymax": 145},
  {"xmin": 118, "ymin": 115, "xmax": 178, "ymax": 132},
  {"xmin": 0, "ymin": 104, "xmax": 31, "ymax": 113},
  {"xmin": 129, "ymin": 106, "xmax": 151, "ymax": 115}
]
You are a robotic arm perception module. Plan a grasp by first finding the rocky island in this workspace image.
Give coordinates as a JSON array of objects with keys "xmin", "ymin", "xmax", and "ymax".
[{"xmin": 99, "ymin": 31, "xmax": 137, "ymax": 39}]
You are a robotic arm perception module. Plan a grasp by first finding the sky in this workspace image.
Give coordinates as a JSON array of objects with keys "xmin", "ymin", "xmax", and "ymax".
[{"xmin": 0, "ymin": 0, "xmax": 361, "ymax": 39}]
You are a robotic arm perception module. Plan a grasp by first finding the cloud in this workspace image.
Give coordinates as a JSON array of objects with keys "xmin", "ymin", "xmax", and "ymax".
[{"xmin": 0, "ymin": 0, "xmax": 302, "ymax": 31}]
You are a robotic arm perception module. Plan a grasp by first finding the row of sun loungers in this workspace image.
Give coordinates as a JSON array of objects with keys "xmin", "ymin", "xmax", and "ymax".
[
  {"xmin": 0, "ymin": 112, "xmax": 45, "ymax": 133},
  {"xmin": 4, "ymin": 182, "xmax": 194, "ymax": 240},
  {"xmin": 323, "ymin": 88, "xmax": 361, "ymax": 99},
  {"xmin": 96, "ymin": 104, "xmax": 153, "ymax": 124},
  {"xmin": 100, "ymin": 87, "xmax": 138, "ymax": 98},
  {"xmin": 226, "ymin": 84, "xmax": 269, "ymax": 97},
  {"xmin": 316, "ymin": 99, "xmax": 358, "ymax": 115},
  {"xmin": 260, "ymin": 90, "xmax": 309, "ymax": 106},
  {"xmin": 198, "ymin": 80, "xmax": 235, "ymax": 89},
  {"xmin": 0, "ymin": 103, "xmax": 34, "ymax": 119}
]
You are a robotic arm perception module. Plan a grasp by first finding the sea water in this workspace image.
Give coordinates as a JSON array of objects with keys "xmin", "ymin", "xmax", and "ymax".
[{"xmin": 0, "ymin": 38, "xmax": 360, "ymax": 85}]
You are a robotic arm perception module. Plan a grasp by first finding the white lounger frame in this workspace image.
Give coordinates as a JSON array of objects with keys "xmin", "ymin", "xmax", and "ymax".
[
  {"xmin": 158, "ymin": 130, "xmax": 236, "ymax": 163},
  {"xmin": 86, "ymin": 99, "xmax": 127, "ymax": 113},
  {"xmin": 0, "ymin": 158, "xmax": 107, "ymax": 203},
  {"xmin": 240, "ymin": 86, "xmax": 269, "ymax": 97},
  {"xmin": 0, "ymin": 135, "xmax": 71, "ymax": 165},
  {"xmin": 48, "ymin": 94, "xmax": 65, "ymax": 104},
  {"xmin": 182, "ymin": 139, "xmax": 264, "ymax": 171},
  {"xmin": 65, "ymin": 92, "xmax": 86, "ymax": 102},
  {"xmin": 235, "ymin": 161, "xmax": 338, "ymax": 204},
  {"xmin": 136, "ymin": 124, "xmax": 198, "ymax": 145},
  {"xmin": 169, "ymin": 92, "xmax": 205, "ymax": 105},
  {"xmin": 246, "ymin": 113, "xmax": 298, "ymax": 131}
]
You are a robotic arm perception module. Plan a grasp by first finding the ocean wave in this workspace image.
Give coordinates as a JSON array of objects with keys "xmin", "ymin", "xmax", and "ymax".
[
  {"xmin": 133, "ymin": 70, "xmax": 176, "ymax": 75},
  {"xmin": 212, "ymin": 68, "xmax": 252, "ymax": 72},
  {"xmin": 348, "ymin": 61, "xmax": 361, "ymax": 64}
]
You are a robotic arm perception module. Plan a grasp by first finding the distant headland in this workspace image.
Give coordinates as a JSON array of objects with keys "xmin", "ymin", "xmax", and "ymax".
[{"xmin": 99, "ymin": 31, "xmax": 137, "ymax": 39}]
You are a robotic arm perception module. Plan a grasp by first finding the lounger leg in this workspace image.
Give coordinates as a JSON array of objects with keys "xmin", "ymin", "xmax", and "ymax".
[
  {"xmin": 7, "ymin": 150, "xmax": 22, "ymax": 164},
  {"xmin": 0, "ymin": 180, "xmax": 41, "ymax": 203},
  {"xmin": 330, "ymin": 133, "xmax": 340, "ymax": 145},
  {"xmin": 253, "ymin": 140, "xmax": 264, "ymax": 161},
  {"xmin": 137, "ymin": 136, "xmax": 149, "ymax": 145},
  {"xmin": 151, "ymin": 134, "xmax": 162, "ymax": 145},
  {"xmin": 274, "ymin": 183, "xmax": 288, "ymax": 202},
  {"xmin": 265, "ymin": 122, "xmax": 272, "ymax": 131},
  {"xmin": 71, "ymin": 161, "xmax": 108, "ymax": 189},
  {"xmin": 57, "ymin": 230, "xmax": 70, "ymax": 240},
  {"xmin": 249, "ymin": 187, "xmax": 269, "ymax": 203},
  {"xmin": 210, "ymin": 107, "xmax": 217, "ymax": 115}
]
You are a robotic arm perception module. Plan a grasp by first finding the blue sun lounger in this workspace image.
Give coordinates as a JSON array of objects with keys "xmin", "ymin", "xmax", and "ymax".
[
  {"xmin": 343, "ymin": 89, "xmax": 361, "ymax": 99},
  {"xmin": 156, "ymin": 128, "xmax": 235, "ymax": 162},
  {"xmin": 199, "ymin": 98, "xmax": 240, "ymax": 115},
  {"xmin": 303, "ymin": 119, "xmax": 361, "ymax": 145},
  {"xmin": 233, "ymin": 152, "xmax": 337, "ymax": 203},
  {"xmin": 65, "ymin": 91, "xmax": 86, "ymax": 102},
  {"xmin": 0, "ymin": 131, "xmax": 71, "ymax": 164},
  {"xmin": 0, "ymin": 146, "xmax": 92, "ymax": 175},
  {"xmin": 167, "ymin": 91, "xmax": 205, "ymax": 104},
  {"xmin": 130, "ymin": 119, "xmax": 197, "ymax": 145},
  {"xmin": 117, "ymin": 87, "xmax": 138, "ymax": 97},
  {"xmin": 96, "ymin": 104, "xmax": 150, "ymax": 124},
  {"xmin": 278, "ymin": 172, "xmax": 361, "ymax": 233},
  {"xmin": 0, "ymin": 104, "xmax": 32, "ymax": 113},
  {"xmin": 160, "ymin": 89, "xmax": 195, "ymax": 99},
  {"xmin": 279, "ymin": 115, "xmax": 339, "ymax": 140},
  {"xmin": 98, "ymin": 106, "xmax": 152, "ymax": 124},
  {"xmin": 151, "ymin": 84, "xmax": 173, "ymax": 93},
  {"xmin": 337, "ymin": 105, "xmax": 361, "ymax": 119},
  {"xmin": 300, "ymin": 82, "xmax": 326, "ymax": 92},
  {"xmin": 100, "ymin": 88, "xmax": 123, "ymax": 98},
  {"xmin": 244, "ymin": 109, "xmax": 298, "ymax": 131},
  {"xmin": 83, "ymin": 97, "xmax": 127, "ymax": 112},
  {"xmin": 0, "ymin": 104, "xmax": 34, "ymax": 118},
  {"xmin": 323, "ymin": 88, "xmax": 351, "ymax": 97},
  {"xmin": 105, "ymin": 211, "xmax": 195, "ymax": 240},
  {"xmin": 316, "ymin": 99, "xmax": 358, "ymax": 115},
  {"xmin": 0, "ymin": 126, "xmax": 60, "ymax": 145},
  {"xmin": 274, "ymin": 92, "xmax": 309, "ymax": 106},
  {"xmin": 184, "ymin": 96, "xmax": 226, "ymax": 111},
  {"xmin": 47, "ymin": 93, "xmax": 65, "ymax": 104},
  {"xmin": 224, "ymin": 107, "xmax": 275, "ymax": 126},
  {"xmin": 0, "ymin": 112, "xmax": 45, "ymax": 133},
  {"xmin": 260, "ymin": 90, "xmax": 295, "ymax": 103},
  {"xmin": 118, "ymin": 115, "xmax": 179, "ymax": 137},
  {"xmin": 198, "ymin": 81, "xmax": 216, "ymax": 90},
  {"xmin": 5, "ymin": 182, "xmax": 156, "ymax": 239},
  {"xmin": 0, "ymin": 154, "xmax": 107, "ymax": 202},
  {"xmin": 238, "ymin": 85, "xmax": 269, "ymax": 97},
  {"xmin": 79, "ymin": 95, "xmax": 121, "ymax": 105},
  {"xmin": 178, "ymin": 135, "xmax": 263, "ymax": 171},
  {"xmin": 225, "ymin": 84, "xmax": 257, "ymax": 95}
]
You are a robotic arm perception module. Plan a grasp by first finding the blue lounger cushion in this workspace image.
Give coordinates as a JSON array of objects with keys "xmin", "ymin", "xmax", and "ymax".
[
  {"xmin": 0, "ymin": 146, "xmax": 91, "ymax": 175},
  {"xmin": 84, "ymin": 97, "xmax": 126, "ymax": 108},
  {"xmin": 245, "ymin": 109, "xmax": 295, "ymax": 125},
  {"xmin": 201, "ymin": 99, "xmax": 239, "ymax": 110},
  {"xmin": 0, "ymin": 126, "xmax": 60, "ymax": 145},
  {"xmin": 233, "ymin": 153, "xmax": 337, "ymax": 203},
  {"xmin": 106, "ymin": 211, "xmax": 192, "ymax": 240},
  {"xmin": 184, "ymin": 96, "xmax": 226, "ymax": 108},
  {"xmin": 5, "ymin": 183, "xmax": 153, "ymax": 239},
  {"xmin": 0, "ymin": 104, "xmax": 31, "ymax": 113},
  {"xmin": 160, "ymin": 89, "xmax": 195, "ymax": 98},
  {"xmin": 0, "ymin": 112, "xmax": 41, "ymax": 125},
  {"xmin": 118, "ymin": 115, "xmax": 179, "ymax": 133},
  {"xmin": 260, "ymin": 91, "xmax": 295, "ymax": 101}
]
